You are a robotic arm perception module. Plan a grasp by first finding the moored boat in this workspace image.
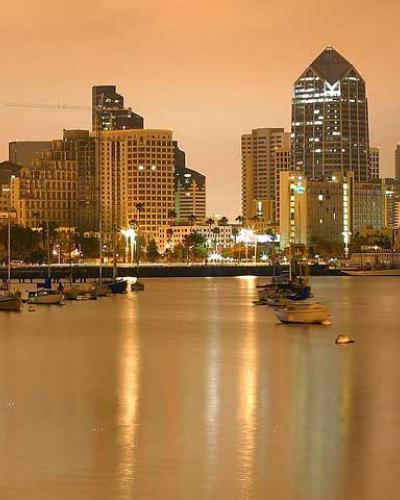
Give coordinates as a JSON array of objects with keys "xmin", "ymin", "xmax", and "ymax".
[
  {"xmin": 274, "ymin": 300, "xmax": 332, "ymax": 325},
  {"xmin": 0, "ymin": 291, "xmax": 22, "ymax": 312},
  {"xmin": 64, "ymin": 283, "xmax": 97, "ymax": 300},
  {"xmin": 28, "ymin": 289, "xmax": 63, "ymax": 305},
  {"xmin": 105, "ymin": 278, "xmax": 128, "ymax": 294},
  {"xmin": 131, "ymin": 280, "xmax": 145, "ymax": 292}
]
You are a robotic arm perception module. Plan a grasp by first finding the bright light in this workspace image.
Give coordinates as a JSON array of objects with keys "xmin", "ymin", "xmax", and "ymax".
[
  {"xmin": 121, "ymin": 228, "xmax": 137, "ymax": 239},
  {"xmin": 237, "ymin": 228, "xmax": 255, "ymax": 244},
  {"xmin": 260, "ymin": 253, "xmax": 269, "ymax": 262},
  {"xmin": 209, "ymin": 252, "xmax": 223, "ymax": 261}
]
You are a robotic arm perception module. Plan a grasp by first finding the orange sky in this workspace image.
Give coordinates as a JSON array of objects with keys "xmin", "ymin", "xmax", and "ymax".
[{"xmin": 1, "ymin": 0, "xmax": 399, "ymax": 219}]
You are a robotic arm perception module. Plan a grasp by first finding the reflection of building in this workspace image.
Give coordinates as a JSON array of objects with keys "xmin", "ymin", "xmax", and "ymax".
[
  {"xmin": 241, "ymin": 128, "xmax": 290, "ymax": 222},
  {"xmin": 279, "ymin": 171, "xmax": 386, "ymax": 249},
  {"xmin": 92, "ymin": 85, "xmax": 144, "ymax": 132},
  {"xmin": 292, "ymin": 46, "xmax": 369, "ymax": 181},
  {"xmin": 369, "ymin": 147, "xmax": 380, "ymax": 179},
  {"xmin": 96, "ymin": 129, "xmax": 175, "ymax": 238},
  {"xmin": 9, "ymin": 141, "xmax": 52, "ymax": 168},
  {"xmin": 173, "ymin": 143, "xmax": 206, "ymax": 223}
]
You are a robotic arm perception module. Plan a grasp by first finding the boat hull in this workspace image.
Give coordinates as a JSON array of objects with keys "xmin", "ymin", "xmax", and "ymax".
[
  {"xmin": 275, "ymin": 303, "xmax": 332, "ymax": 325},
  {"xmin": 28, "ymin": 292, "xmax": 63, "ymax": 305},
  {"xmin": 106, "ymin": 279, "xmax": 128, "ymax": 294},
  {"xmin": 0, "ymin": 296, "xmax": 22, "ymax": 312}
]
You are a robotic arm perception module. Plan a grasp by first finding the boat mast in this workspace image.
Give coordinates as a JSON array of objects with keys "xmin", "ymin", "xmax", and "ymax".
[
  {"xmin": 7, "ymin": 199, "xmax": 11, "ymax": 292},
  {"xmin": 46, "ymin": 179, "xmax": 51, "ymax": 280}
]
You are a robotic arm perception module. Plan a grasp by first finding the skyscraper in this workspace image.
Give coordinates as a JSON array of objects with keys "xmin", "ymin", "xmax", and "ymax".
[
  {"xmin": 292, "ymin": 46, "xmax": 369, "ymax": 181},
  {"xmin": 9, "ymin": 141, "xmax": 52, "ymax": 168},
  {"xmin": 173, "ymin": 143, "xmax": 206, "ymax": 223},
  {"xmin": 241, "ymin": 128, "xmax": 290, "ymax": 222},
  {"xmin": 92, "ymin": 85, "xmax": 144, "ymax": 132},
  {"xmin": 369, "ymin": 147, "xmax": 380, "ymax": 179},
  {"xmin": 395, "ymin": 145, "xmax": 400, "ymax": 183}
]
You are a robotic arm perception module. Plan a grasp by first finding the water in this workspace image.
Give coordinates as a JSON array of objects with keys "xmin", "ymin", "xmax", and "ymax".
[{"xmin": 0, "ymin": 276, "xmax": 398, "ymax": 499}]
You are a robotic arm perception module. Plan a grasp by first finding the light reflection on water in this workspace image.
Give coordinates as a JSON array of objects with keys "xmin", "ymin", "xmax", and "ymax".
[{"xmin": 0, "ymin": 277, "xmax": 399, "ymax": 499}]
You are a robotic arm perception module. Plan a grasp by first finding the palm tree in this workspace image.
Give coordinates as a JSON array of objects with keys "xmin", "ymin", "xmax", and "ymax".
[
  {"xmin": 168, "ymin": 209, "xmax": 177, "ymax": 226},
  {"xmin": 188, "ymin": 214, "xmax": 197, "ymax": 229},
  {"xmin": 218, "ymin": 216, "xmax": 229, "ymax": 226},
  {"xmin": 235, "ymin": 215, "xmax": 245, "ymax": 226},
  {"xmin": 232, "ymin": 226, "xmax": 239, "ymax": 263},
  {"xmin": 206, "ymin": 217, "xmax": 214, "ymax": 227},
  {"xmin": 211, "ymin": 226, "xmax": 220, "ymax": 253}
]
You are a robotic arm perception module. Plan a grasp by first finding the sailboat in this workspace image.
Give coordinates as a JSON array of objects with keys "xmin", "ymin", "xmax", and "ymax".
[{"xmin": 0, "ymin": 208, "xmax": 22, "ymax": 312}]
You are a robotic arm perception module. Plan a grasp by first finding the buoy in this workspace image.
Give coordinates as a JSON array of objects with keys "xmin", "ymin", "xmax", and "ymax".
[{"xmin": 335, "ymin": 334, "xmax": 354, "ymax": 345}]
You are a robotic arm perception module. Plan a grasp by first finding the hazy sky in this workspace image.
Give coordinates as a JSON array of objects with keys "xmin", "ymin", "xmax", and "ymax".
[{"xmin": 1, "ymin": 0, "xmax": 399, "ymax": 219}]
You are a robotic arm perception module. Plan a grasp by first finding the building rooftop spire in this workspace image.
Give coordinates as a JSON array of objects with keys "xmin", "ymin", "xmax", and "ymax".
[{"xmin": 310, "ymin": 46, "xmax": 353, "ymax": 84}]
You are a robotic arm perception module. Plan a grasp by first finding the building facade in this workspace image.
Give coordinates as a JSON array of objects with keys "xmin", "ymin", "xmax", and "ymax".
[
  {"xmin": 395, "ymin": 145, "xmax": 400, "ymax": 183},
  {"xmin": 241, "ymin": 128, "xmax": 290, "ymax": 222},
  {"xmin": 9, "ymin": 141, "xmax": 52, "ymax": 168},
  {"xmin": 96, "ymin": 129, "xmax": 175, "ymax": 239},
  {"xmin": 292, "ymin": 46, "xmax": 369, "ymax": 181},
  {"xmin": 173, "ymin": 143, "xmax": 206, "ymax": 223},
  {"xmin": 279, "ymin": 171, "xmax": 386, "ymax": 250},
  {"xmin": 92, "ymin": 85, "xmax": 144, "ymax": 132},
  {"xmin": 369, "ymin": 147, "xmax": 380, "ymax": 179}
]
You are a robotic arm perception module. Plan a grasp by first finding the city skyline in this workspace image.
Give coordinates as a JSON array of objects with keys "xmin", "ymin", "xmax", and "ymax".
[{"xmin": 1, "ymin": 0, "xmax": 399, "ymax": 220}]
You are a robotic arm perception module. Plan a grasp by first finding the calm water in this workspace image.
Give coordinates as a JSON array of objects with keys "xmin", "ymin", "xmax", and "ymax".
[{"xmin": 0, "ymin": 276, "xmax": 399, "ymax": 499}]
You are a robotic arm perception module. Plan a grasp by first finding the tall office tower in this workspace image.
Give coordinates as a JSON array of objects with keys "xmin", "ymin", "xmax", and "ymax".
[
  {"xmin": 292, "ymin": 46, "xmax": 369, "ymax": 181},
  {"xmin": 173, "ymin": 143, "xmax": 206, "ymax": 223},
  {"xmin": 96, "ymin": 129, "xmax": 175, "ymax": 238},
  {"xmin": 241, "ymin": 128, "xmax": 290, "ymax": 222},
  {"xmin": 369, "ymin": 147, "xmax": 380, "ymax": 179},
  {"xmin": 10, "ymin": 147, "xmax": 79, "ymax": 229},
  {"xmin": 395, "ymin": 145, "xmax": 400, "ymax": 182},
  {"xmin": 92, "ymin": 85, "xmax": 144, "ymax": 132},
  {"xmin": 9, "ymin": 141, "xmax": 52, "ymax": 168}
]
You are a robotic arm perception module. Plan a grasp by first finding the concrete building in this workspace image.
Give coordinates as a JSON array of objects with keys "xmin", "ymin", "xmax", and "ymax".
[
  {"xmin": 292, "ymin": 46, "xmax": 369, "ymax": 181},
  {"xmin": 10, "ymin": 148, "xmax": 78, "ymax": 229},
  {"xmin": 92, "ymin": 85, "xmax": 144, "ymax": 132},
  {"xmin": 279, "ymin": 171, "xmax": 386, "ymax": 251},
  {"xmin": 96, "ymin": 129, "xmax": 175, "ymax": 239},
  {"xmin": 241, "ymin": 128, "xmax": 290, "ymax": 222},
  {"xmin": 157, "ymin": 223, "xmax": 236, "ymax": 253},
  {"xmin": 369, "ymin": 147, "xmax": 380, "ymax": 179},
  {"xmin": 173, "ymin": 143, "xmax": 206, "ymax": 223},
  {"xmin": 9, "ymin": 141, "xmax": 52, "ymax": 168}
]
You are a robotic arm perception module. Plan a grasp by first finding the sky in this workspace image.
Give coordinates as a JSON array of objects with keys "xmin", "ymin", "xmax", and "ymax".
[{"xmin": 1, "ymin": 0, "xmax": 399, "ymax": 220}]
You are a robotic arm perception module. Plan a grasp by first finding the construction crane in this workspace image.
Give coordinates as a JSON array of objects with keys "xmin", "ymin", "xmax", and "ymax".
[{"xmin": 4, "ymin": 102, "xmax": 92, "ymax": 111}]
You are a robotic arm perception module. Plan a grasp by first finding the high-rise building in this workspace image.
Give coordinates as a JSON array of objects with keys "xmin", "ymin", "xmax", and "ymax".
[
  {"xmin": 395, "ymin": 145, "xmax": 400, "ymax": 183},
  {"xmin": 369, "ymin": 147, "xmax": 380, "ymax": 179},
  {"xmin": 173, "ymin": 143, "xmax": 206, "ymax": 223},
  {"xmin": 241, "ymin": 128, "xmax": 290, "ymax": 222},
  {"xmin": 279, "ymin": 171, "xmax": 386, "ymax": 250},
  {"xmin": 92, "ymin": 85, "xmax": 144, "ymax": 132},
  {"xmin": 292, "ymin": 46, "xmax": 369, "ymax": 181},
  {"xmin": 96, "ymin": 129, "xmax": 175, "ymax": 238},
  {"xmin": 11, "ymin": 147, "xmax": 79, "ymax": 229},
  {"xmin": 9, "ymin": 141, "xmax": 52, "ymax": 168}
]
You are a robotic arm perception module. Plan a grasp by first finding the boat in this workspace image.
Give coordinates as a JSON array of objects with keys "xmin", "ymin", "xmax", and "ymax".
[
  {"xmin": 274, "ymin": 300, "xmax": 332, "ymax": 325},
  {"xmin": 341, "ymin": 268, "xmax": 400, "ymax": 276},
  {"xmin": 63, "ymin": 283, "xmax": 97, "ymax": 300},
  {"xmin": 0, "ymin": 208, "xmax": 23, "ymax": 312},
  {"xmin": 0, "ymin": 289, "xmax": 22, "ymax": 312},
  {"xmin": 28, "ymin": 289, "xmax": 63, "ymax": 305},
  {"xmin": 104, "ymin": 278, "xmax": 128, "ymax": 294}
]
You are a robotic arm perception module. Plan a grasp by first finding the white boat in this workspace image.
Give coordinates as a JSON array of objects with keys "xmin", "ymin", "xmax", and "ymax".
[
  {"xmin": 131, "ymin": 280, "xmax": 145, "ymax": 292},
  {"xmin": 341, "ymin": 269, "xmax": 400, "ymax": 276},
  {"xmin": 28, "ymin": 289, "xmax": 63, "ymax": 305},
  {"xmin": 274, "ymin": 300, "xmax": 332, "ymax": 325}
]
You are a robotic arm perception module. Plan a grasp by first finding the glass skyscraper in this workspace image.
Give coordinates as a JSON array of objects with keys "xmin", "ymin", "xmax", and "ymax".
[{"xmin": 291, "ymin": 46, "xmax": 369, "ymax": 181}]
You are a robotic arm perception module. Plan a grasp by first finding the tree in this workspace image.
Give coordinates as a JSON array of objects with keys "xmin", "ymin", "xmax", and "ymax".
[
  {"xmin": 218, "ymin": 216, "xmax": 229, "ymax": 225},
  {"xmin": 146, "ymin": 239, "xmax": 160, "ymax": 262},
  {"xmin": 211, "ymin": 226, "xmax": 220, "ymax": 252},
  {"xmin": 76, "ymin": 235, "xmax": 99, "ymax": 259},
  {"xmin": 183, "ymin": 231, "xmax": 206, "ymax": 262},
  {"xmin": 235, "ymin": 215, "xmax": 245, "ymax": 226},
  {"xmin": 0, "ymin": 224, "xmax": 42, "ymax": 262},
  {"xmin": 188, "ymin": 214, "xmax": 197, "ymax": 227},
  {"xmin": 206, "ymin": 218, "xmax": 215, "ymax": 227}
]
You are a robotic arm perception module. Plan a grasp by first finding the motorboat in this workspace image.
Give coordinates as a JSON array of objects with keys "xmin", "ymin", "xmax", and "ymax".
[
  {"xmin": 28, "ymin": 289, "xmax": 63, "ymax": 305},
  {"xmin": 104, "ymin": 278, "xmax": 128, "ymax": 294},
  {"xmin": 0, "ymin": 291, "xmax": 22, "ymax": 312},
  {"xmin": 274, "ymin": 300, "xmax": 332, "ymax": 325},
  {"xmin": 131, "ymin": 280, "xmax": 145, "ymax": 292}
]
